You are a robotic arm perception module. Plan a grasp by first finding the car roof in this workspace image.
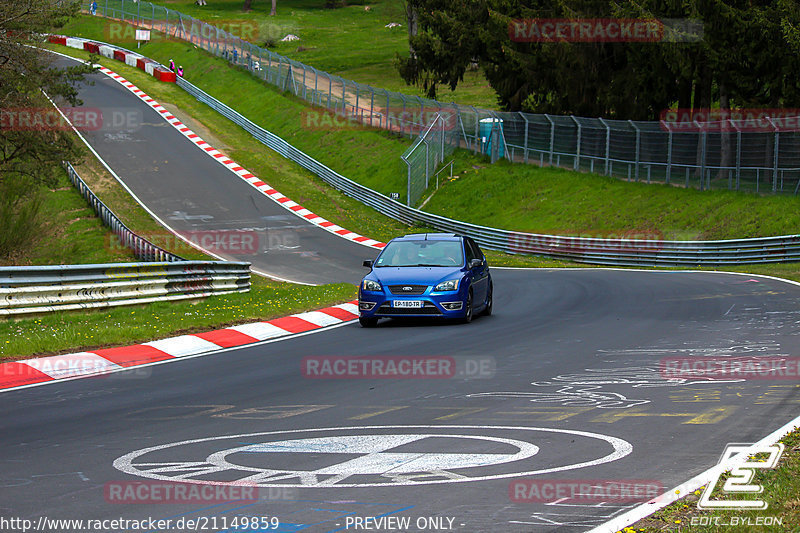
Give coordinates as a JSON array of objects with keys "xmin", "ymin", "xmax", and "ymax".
[{"xmin": 393, "ymin": 233, "xmax": 461, "ymax": 242}]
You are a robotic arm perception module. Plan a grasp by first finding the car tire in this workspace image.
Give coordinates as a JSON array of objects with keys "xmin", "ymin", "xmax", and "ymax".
[
  {"xmin": 359, "ymin": 317, "xmax": 378, "ymax": 328},
  {"xmin": 461, "ymin": 291, "xmax": 473, "ymax": 324},
  {"xmin": 483, "ymin": 285, "xmax": 493, "ymax": 316}
]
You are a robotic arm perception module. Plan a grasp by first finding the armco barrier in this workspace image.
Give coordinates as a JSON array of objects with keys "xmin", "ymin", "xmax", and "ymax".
[
  {"xmin": 64, "ymin": 162, "xmax": 181, "ymax": 263},
  {"xmin": 0, "ymin": 261, "xmax": 251, "ymax": 316},
  {"xmin": 50, "ymin": 37, "xmax": 800, "ymax": 267}
]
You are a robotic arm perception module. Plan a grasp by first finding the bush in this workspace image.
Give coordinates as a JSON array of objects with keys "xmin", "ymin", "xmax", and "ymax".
[{"xmin": 0, "ymin": 176, "xmax": 44, "ymax": 260}]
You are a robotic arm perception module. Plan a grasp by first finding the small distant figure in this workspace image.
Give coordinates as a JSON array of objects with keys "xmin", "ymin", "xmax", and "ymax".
[
  {"xmin": 232, "ymin": 49, "xmax": 238, "ymax": 64},
  {"xmin": 169, "ymin": 58, "xmax": 175, "ymax": 71},
  {"xmin": 177, "ymin": 66, "xmax": 184, "ymax": 77},
  {"xmin": 90, "ymin": 1, "xmax": 98, "ymax": 15}
]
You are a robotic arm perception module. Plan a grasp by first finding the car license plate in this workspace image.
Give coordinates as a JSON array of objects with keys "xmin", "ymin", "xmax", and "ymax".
[{"xmin": 393, "ymin": 300, "xmax": 423, "ymax": 308}]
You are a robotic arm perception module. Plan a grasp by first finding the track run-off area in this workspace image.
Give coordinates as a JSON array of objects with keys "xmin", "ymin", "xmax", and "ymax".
[{"xmin": 1, "ymin": 53, "xmax": 799, "ymax": 533}]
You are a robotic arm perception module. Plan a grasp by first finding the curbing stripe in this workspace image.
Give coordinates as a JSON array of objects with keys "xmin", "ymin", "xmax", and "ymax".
[
  {"xmin": 92, "ymin": 345, "xmax": 175, "ymax": 367},
  {"xmin": 192, "ymin": 329, "xmax": 260, "ymax": 348},
  {"xmin": 22, "ymin": 352, "xmax": 123, "ymax": 380},
  {"xmin": 143, "ymin": 335, "xmax": 226, "ymax": 358},
  {"xmin": 0, "ymin": 301, "xmax": 360, "ymax": 392},
  {"xmin": 0, "ymin": 362, "xmax": 54, "ymax": 388}
]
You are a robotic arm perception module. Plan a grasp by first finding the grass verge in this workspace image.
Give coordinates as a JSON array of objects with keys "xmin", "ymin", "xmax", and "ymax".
[{"xmin": 620, "ymin": 426, "xmax": 800, "ymax": 532}]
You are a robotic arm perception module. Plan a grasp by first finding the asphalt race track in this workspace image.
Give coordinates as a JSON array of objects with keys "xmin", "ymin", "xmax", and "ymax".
[
  {"xmin": 2, "ymin": 268, "xmax": 800, "ymax": 532},
  {"xmin": 48, "ymin": 54, "xmax": 372, "ymax": 286}
]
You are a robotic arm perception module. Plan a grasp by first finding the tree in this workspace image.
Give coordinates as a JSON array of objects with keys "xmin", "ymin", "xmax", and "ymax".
[
  {"xmin": 397, "ymin": 0, "xmax": 800, "ymax": 120},
  {"xmin": 244, "ymin": 0, "xmax": 277, "ymax": 15},
  {"xmin": 0, "ymin": 0, "xmax": 95, "ymax": 257}
]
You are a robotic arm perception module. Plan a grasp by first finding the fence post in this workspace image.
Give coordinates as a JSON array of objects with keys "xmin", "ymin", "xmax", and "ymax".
[
  {"xmin": 599, "ymin": 118, "xmax": 611, "ymax": 175},
  {"xmin": 341, "ymin": 77, "xmax": 347, "ymax": 115},
  {"xmin": 629, "ymin": 120, "xmax": 640, "ymax": 181},
  {"xmin": 544, "ymin": 114, "xmax": 555, "ymax": 165},
  {"xmin": 695, "ymin": 119, "xmax": 706, "ymax": 190},
  {"xmin": 571, "ymin": 115, "xmax": 581, "ymax": 170},
  {"xmin": 425, "ymin": 140, "xmax": 430, "ymax": 189},
  {"xmin": 405, "ymin": 160, "xmax": 412, "ymax": 207},
  {"xmin": 369, "ymin": 87, "xmax": 375, "ymax": 126},
  {"xmin": 470, "ymin": 106, "xmax": 479, "ymax": 153},
  {"xmin": 520, "ymin": 112, "xmax": 529, "ymax": 164},
  {"xmin": 663, "ymin": 120, "xmax": 672, "ymax": 184},
  {"xmin": 768, "ymin": 117, "xmax": 779, "ymax": 192},
  {"xmin": 734, "ymin": 120, "xmax": 742, "ymax": 191}
]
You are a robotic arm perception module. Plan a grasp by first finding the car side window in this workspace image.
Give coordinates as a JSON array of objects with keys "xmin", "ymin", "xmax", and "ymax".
[
  {"xmin": 464, "ymin": 239, "xmax": 477, "ymax": 264},
  {"xmin": 466, "ymin": 239, "xmax": 482, "ymax": 264}
]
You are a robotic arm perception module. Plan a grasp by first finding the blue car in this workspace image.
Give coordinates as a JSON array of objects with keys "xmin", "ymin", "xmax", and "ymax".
[{"xmin": 358, "ymin": 233, "xmax": 493, "ymax": 327}]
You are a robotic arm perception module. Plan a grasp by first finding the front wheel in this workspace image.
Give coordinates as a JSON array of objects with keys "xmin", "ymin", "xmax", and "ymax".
[
  {"xmin": 483, "ymin": 285, "xmax": 493, "ymax": 316},
  {"xmin": 359, "ymin": 317, "xmax": 378, "ymax": 328},
  {"xmin": 461, "ymin": 291, "xmax": 473, "ymax": 324}
]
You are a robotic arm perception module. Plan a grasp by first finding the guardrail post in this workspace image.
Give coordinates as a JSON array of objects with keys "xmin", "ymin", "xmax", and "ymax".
[
  {"xmin": 571, "ymin": 115, "xmax": 581, "ymax": 170},
  {"xmin": 629, "ymin": 120, "xmax": 640, "ymax": 181},
  {"xmin": 544, "ymin": 114, "xmax": 555, "ymax": 165}
]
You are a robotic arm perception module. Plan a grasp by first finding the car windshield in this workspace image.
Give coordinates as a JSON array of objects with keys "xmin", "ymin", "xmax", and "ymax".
[{"xmin": 375, "ymin": 240, "xmax": 464, "ymax": 267}]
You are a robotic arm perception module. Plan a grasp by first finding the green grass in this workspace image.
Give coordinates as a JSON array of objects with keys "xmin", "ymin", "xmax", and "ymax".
[
  {"xmin": 621, "ymin": 427, "xmax": 800, "ymax": 532},
  {"xmin": 1, "ymin": 167, "xmax": 137, "ymax": 267},
  {"xmin": 425, "ymin": 159, "xmax": 800, "ymax": 241},
  {"xmin": 141, "ymin": 0, "xmax": 500, "ymax": 108}
]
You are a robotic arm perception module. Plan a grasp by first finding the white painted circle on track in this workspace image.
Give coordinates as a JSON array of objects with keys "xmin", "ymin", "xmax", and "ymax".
[{"xmin": 114, "ymin": 426, "xmax": 632, "ymax": 488}]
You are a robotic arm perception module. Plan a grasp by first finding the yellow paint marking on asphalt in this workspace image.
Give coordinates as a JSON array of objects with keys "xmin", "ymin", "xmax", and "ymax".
[
  {"xmin": 213, "ymin": 405, "xmax": 334, "ymax": 419},
  {"xmin": 421, "ymin": 407, "xmax": 488, "ymax": 420},
  {"xmin": 669, "ymin": 390, "xmax": 723, "ymax": 403},
  {"xmin": 491, "ymin": 407, "xmax": 595, "ymax": 421},
  {"xmin": 348, "ymin": 406, "xmax": 409, "ymax": 420},
  {"xmin": 591, "ymin": 406, "xmax": 737, "ymax": 424}
]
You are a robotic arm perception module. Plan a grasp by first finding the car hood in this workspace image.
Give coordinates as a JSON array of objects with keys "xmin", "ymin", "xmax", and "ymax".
[{"xmin": 370, "ymin": 267, "xmax": 463, "ymax": 286}]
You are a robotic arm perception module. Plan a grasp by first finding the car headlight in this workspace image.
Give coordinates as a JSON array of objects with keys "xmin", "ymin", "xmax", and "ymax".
[
  {"xmin": 362, "ymin": 279, "xmax": 382, "ymax": 291},
  {"xmin": 434, "ymin": 279, "xmax": 460, "ymax": 291}
]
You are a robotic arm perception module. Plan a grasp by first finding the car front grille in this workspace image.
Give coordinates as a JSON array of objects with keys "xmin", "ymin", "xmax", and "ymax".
[
  {"xmin": 388, "ymin": 284, "xmax": 428, "ymax": 295},
  {"xmin": 377, "ymin": 302, "xmax": 442, "ymax": 315}
]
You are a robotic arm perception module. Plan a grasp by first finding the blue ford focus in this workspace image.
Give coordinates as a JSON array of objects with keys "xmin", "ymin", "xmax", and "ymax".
[{"xmin": 358, "ymin": 233, "xmax": 492, "ymax": 327}]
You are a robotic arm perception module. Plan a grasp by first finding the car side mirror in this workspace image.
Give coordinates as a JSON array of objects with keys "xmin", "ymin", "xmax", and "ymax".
[
  {"xmin": 469, "ymin": 258, "xmax": 482, "ymax": 269},
  {"xmin": 363, "ymin": 260, "xmax": 374, "ymax": 268}
]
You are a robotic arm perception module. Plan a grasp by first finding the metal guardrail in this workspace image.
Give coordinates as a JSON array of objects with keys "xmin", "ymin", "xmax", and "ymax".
[
  {"xmin": 0, "ymin": 262, "xmax": 251, "ymax": 316},
  {"xmin": 65, "ymin": 161, "xmax": 182, "ymax": 262},
  {"xmin": 175, "ymin": 77, "xmax": 800, "ymax": 266}
]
